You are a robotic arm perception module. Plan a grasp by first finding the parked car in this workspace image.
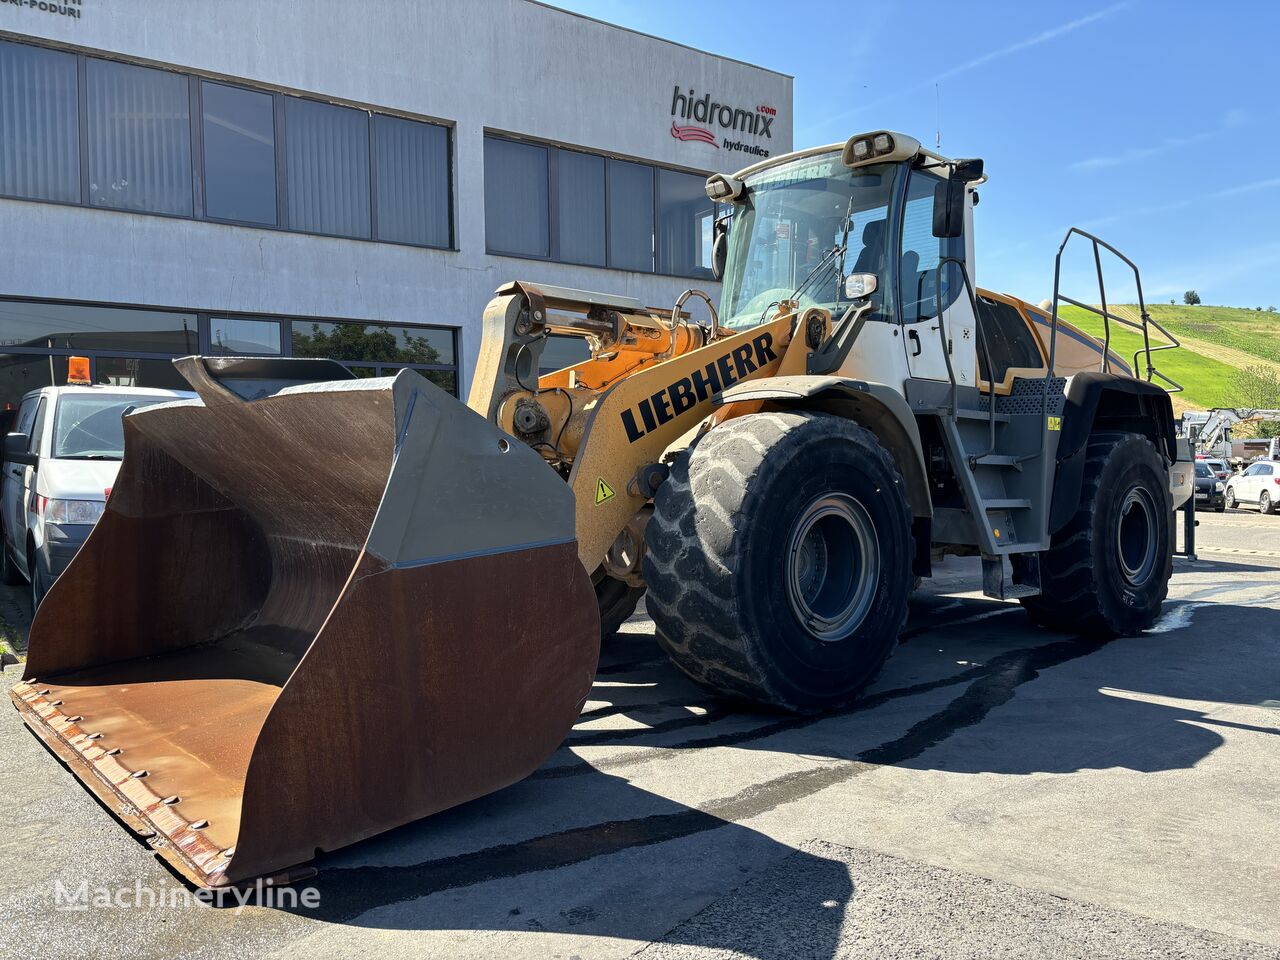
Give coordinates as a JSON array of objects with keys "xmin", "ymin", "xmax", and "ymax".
[
  {"xmin": 1202, "ymin": 457, "xmax": 1231, "ymax": 481},
  {"xmin": 1224, "ymin": 460, "xmax": 1280, "ymax": 515},
  {"xmin": 1193, "ymin": 460, "xmax": 1226, "ymax": 512},
  {"xmin": 1, "ymin": 379, "xmax": 195, "ymax": 608}
]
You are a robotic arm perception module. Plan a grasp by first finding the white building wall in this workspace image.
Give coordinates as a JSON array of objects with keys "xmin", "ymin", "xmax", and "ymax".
[{"xmin": 0, "ymin": 0, "xmax": 792, "ymax": 392}]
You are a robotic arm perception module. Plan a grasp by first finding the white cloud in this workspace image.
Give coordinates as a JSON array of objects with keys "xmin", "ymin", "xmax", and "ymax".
[{"xmin": 932, "ymin": 2, "xmax": 1131, "ymax": 84}]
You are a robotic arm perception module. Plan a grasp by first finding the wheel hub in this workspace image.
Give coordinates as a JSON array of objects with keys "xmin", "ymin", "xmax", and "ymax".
[
  {"xmin": 785, "ymin": 494, "xmax": 879, "ymax": 642},
  {"xmin": 1116, "ymin": 485, "xmax": 1158, "ymax": 587}
]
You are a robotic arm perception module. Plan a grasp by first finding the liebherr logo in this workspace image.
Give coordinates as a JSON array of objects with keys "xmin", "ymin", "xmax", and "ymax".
[{"xmin": 620, "ymin": 332, "xmax": 778, "ymax": 443}]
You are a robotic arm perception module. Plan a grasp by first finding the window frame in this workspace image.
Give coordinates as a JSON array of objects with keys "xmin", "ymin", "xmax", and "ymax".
[
  {"xmin": 0, "ymin": 295, "xmax": 462, "ymax": 399},
  {"xmin": 483, "ymin": 131, "xmax": 716, "ymax": 281},
  {"xmin": 0, "ymin": 38, "xmax": 455, "ymax": 252}
]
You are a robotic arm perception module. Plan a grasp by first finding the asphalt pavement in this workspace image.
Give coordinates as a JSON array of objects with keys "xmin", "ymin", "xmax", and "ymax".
[{"xmin": 1, "ymin": 507, "xmax": 1277, "ymax": 959}]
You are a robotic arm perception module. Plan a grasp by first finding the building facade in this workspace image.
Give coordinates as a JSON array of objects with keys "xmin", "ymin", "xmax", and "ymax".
[{"xmin": 0, "ymin": 0, "xmax": 792, "ymax": 408}]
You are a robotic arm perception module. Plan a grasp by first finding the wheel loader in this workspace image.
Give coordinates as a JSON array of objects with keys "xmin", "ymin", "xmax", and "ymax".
[{"xmin": 10, "ymin": 130, "xmax": 1194, "ymax": 889}]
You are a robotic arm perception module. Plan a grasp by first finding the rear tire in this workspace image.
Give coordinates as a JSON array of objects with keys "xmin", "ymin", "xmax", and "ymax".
[
  {"xmin": 595, "ymin": 573, "xmax": 644, "ymax": 638},
  {"xmin": 1022, "ymin": 432, "xmax": 1171, "ymax": 638},
  {"xmin": 1261, "ymin": 490, "xmax": 1274, "ymax": 516},
  {"xmin": 644, "ymin": 411, "xmax": 914, "ymax": 713}
]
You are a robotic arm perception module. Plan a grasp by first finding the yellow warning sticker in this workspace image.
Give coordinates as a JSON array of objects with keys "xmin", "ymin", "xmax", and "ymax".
[
  {"xmin": 1047, "ymin": 416, "xmax": 1062, "ymax": 432},
  {"xmin": 595, "ymin": 477, "xmax": 616, "ymax": 505}
]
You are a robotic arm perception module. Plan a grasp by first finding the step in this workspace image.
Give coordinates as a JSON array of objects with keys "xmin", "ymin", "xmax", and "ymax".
[
  {"xmin": 912, "ymin": 405, "xmax": 1010, "ymax": 423},
  {"xmin": 972, "ymin": 454, "xmax": 1022, "ymax": 468},
  {"xmin": 955, "ymin": 407, "xmax": 1010, "ymax": 423},
  {"xmin": 983, "ymin": 498, "xmax": 1031, "ymax": 511}
]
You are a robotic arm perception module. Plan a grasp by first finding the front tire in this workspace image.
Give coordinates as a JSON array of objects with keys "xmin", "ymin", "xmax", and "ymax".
[
  {"xmin": 29, "ymin": 554, "xmax": 47, "ymax": 612},
  {"xmin": 644, "ymin": 411, "xmax": 914, "ymax": 713},
  {"xmin": 1022, "ymin": 432, "xmax": 1172, "ymax": 637},
  {"xmin": 1225, "ymin": 487, "xmax": 1237, "ymax": 510},
  {"xmin": 0, "ymin": 527, "xmax": 22, "ymax": 586}
]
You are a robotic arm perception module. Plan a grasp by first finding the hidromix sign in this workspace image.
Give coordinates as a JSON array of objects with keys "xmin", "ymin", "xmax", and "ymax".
[{"xmin": 669, "ymin": 85, "xmax": 776, "ymax": 158}]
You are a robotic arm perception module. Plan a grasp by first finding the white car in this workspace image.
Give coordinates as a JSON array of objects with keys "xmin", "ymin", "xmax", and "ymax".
[
  {"xmin": 1224, "ymin": 460, "xmax": 1280, "ymax": 515},
  {"xmin": 1, "ymin": 382, "xmax": 195, "ymax": 608}
]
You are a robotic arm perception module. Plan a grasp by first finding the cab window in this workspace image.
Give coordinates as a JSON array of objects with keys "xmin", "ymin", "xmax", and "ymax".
[
  {"xmin": 898, "ymin": 171, "xmax": 964, "ymax": 324},
  {"xmin": 28, "ymin": 398, "xmax": 48, "ymax": 456},
  {"xmin": 976, "ymin": 297, "xmax": 1044, "ymax": 383}
]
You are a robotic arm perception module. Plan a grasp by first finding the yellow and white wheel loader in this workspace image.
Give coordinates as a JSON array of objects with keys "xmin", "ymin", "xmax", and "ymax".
[{"xmin": 10, "ymin": 131, "xmax": 1193, "ymax": 888}]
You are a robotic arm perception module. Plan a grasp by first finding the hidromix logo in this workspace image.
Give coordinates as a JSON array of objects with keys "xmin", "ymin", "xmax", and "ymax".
[{"xmin": 670, "ymin": 86, "xmax": 774, "ymax": 158}]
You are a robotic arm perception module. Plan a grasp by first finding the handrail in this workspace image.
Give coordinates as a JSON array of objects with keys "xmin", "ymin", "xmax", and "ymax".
[
  {"xmin": 1045, "ymin": 228, "xmax": 1185, "ymax": 471},
  {"xmin": 930, "ymin": 256, "xmax": 999, "ymax": 464}
]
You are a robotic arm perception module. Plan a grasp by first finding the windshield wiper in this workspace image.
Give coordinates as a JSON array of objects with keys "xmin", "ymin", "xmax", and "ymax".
[{"xmin": 58, "ymin": 454, "xmax": 122, "ymax": 461}]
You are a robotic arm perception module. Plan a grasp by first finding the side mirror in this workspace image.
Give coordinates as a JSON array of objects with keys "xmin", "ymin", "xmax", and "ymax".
[
  {"xmin": 844, "ymin": 273, "xmax": 877, "ymax": 300},
  {"xmin": 711, "ymin": 218, "xmax": 729, "ymax": 281},
  {"xmin": 3, "ymin": 432, "xmax": 36, "ymax": 467},
  {"xmin": 933, "ymin": 178, "xmax": 966, "ymax": 239}
]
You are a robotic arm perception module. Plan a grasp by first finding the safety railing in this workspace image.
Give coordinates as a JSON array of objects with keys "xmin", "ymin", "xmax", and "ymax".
[{"xmin": 1047, "ymin": 228, "xmax": 1184, "ymax": 392}]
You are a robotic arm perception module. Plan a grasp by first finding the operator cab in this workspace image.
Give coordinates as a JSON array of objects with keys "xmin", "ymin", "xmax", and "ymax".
[{"xmin": 706, "ymin": 132, "xmax": 985, "ymax": 388}]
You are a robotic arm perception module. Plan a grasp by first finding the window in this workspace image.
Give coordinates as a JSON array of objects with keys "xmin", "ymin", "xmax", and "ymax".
[
  {"xmin": 484, "ymin": 137, "xmax": 549, "ymax": 257},
  {"xmin": 87, "ymin": 58, "xmax": 193, "ymax": 216},
  {"xmin": 557, "ymin": 151, "xmax": 606, "ymax": 267},
  {"xmin": 29, "ymin": 397, "xmax": 48, "ymax": 455},
  {"xmin": 482, "ymin": 134, "xmax": 713, "ymax": 278},
  {"xmin": 201, "ymin": 81, "xmax": 277, "ymax": 225},
  {"xmin": 657, "ymin": 169, "xmax": 715, "ymax": 279},
  {"xmin": 285, "ymin": 97, "xmax": 370, "ymax": 238},
  {"xmin": 53, "ymin": 393, "xmax": 175, "ymax": 459},
  {"xmin": 1, "ymin": 40, "xmax": 454, "ymax": 246},
  {"xmin": 374, "ymin": 115, "xmax": 450, "ymax": 247},
  {"xmin": 899, "ymin": 170, "xmax": 964, "ymax": 324},
  {"xmin": 208, "ymin": 318, "xmax": 282, "ymax": 355},
  {"xmin": 290, "ymin": 320, "xmax": 454, "ymax": 366},
  {"xmin": 94, "ymin": 356, "xmax": 192, "ymax": 391},
  {"xmin": 976, "ymin": 297, "xmax": 1043, "ymax": 383},
  {"xmin": 0, "ymin": 40, "xmax": 80, "ymax": 203},
  {"xmin": 540, "ymin": 335, "xmax": 592, "ymax": 376},
  {"xmin": 607, "ymin": 158, "xmax": 654, "ymax": 273},
  {"xmin": 0, "ymin": 301, "xmax": 199, "ymax": 354},
  {"xmin": 1, "ymin": 356, "xmax": 67, "ymax": 412}
]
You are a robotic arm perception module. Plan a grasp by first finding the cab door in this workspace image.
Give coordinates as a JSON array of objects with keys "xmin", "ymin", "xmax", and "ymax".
[
  {"xmin": 15, "ymin": 396, "xmax": 48, "ymax": 570},
  {"xmin": 897, "ymin": 168, "xmax": 977, "ymax": 387}
]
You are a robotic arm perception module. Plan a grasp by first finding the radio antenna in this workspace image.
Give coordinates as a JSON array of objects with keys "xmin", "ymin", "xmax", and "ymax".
[{"xmin": 935, "ymin": 84, "xmax": 941, "ymax": 150}]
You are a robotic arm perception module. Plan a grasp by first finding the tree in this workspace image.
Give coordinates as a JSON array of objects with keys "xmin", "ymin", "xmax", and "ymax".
[
  {"xmin": 1229, "ymin": 366, "xmax": 1280, "ymax": 439},
  {"xmin": 1269, "ymin": 306, "xmax": 1277, "ymax": 313},
  {"xmin": 1183, "ymin": 290, "xmax": 1201, "ymax": 305},
  {"xmin": 290, "ymin": 322, "xmax": 443, "ymax": 366}
]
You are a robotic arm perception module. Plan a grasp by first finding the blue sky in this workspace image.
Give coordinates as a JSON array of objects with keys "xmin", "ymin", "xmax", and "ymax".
[{"xmin": 554, "ymin": 0, "xmax": 1280, "ymax": 308}]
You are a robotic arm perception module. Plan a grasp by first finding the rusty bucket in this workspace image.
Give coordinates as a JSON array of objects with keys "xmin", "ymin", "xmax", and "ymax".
[{"xmin": 9, "ymin": 357, "xmax": 599, "ymax": 888}]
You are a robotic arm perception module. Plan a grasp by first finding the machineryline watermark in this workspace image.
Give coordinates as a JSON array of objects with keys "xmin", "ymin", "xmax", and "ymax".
[{"xmin": 54, "ymin": 877, "xmax": 320, "ymax": 914}]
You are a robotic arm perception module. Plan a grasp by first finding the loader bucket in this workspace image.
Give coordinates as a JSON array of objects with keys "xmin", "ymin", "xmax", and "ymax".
[{"xmin": 9, "ymin": 357, "xmax": 599, "ymax": 889}]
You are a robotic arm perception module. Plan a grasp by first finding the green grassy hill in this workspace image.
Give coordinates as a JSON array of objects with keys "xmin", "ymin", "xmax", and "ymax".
[{"xmin": 1055, "ymin": 303, "xmax": 1280, "ymax": 411}]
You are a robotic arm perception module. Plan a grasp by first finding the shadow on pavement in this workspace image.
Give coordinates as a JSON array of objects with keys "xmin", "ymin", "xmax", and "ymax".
[{"xmin": 257, "ymin": 584, "xmax": 1280, "ymax": 957}]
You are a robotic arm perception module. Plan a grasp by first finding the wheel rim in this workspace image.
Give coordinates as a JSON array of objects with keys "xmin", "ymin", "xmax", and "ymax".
[
  {"xmin": 785, "ymin": 493, "xmax": 879, "ymax": 642},
  {"xmin": 1263, "ymin": 492, "xmax": 1271, "ymax": 511},
  {"xmin": 1226, "ymin": 489, "xmax": 1235, "ymax": 508},
  {"xmin": 1116, "ymin": 485, "xmax": 1158, "ymax": 587}
]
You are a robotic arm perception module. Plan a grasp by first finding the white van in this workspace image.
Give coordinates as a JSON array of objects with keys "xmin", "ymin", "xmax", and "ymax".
[{"xmin": 1, "ymin": 380, "xmax": 195, "ymax": 608}]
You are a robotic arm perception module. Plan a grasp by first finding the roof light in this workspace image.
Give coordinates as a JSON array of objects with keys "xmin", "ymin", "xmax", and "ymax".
[
  {"xmin": 704, "ymin": 174, "xmax": 745, "ymax": 203},
  {"xmin": 841, "ymin": 131, "xmax": 922, "ymax": 168},
  {"xmin": 67, "ymin": 356, "xmax": 91, "ymax": 385}
]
